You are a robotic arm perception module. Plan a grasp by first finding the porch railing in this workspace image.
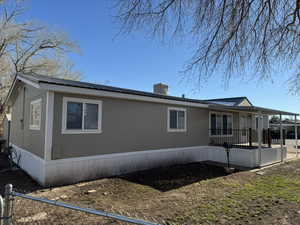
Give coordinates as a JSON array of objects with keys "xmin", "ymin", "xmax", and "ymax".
[
  {"xmin": 209, "ymin": 128, "xmax": 256, "ymax": 148},
  {"xmin": 267, "ymin": 129, "xmax": 286, "ymax": 145},
  {"xmin": 209, "ymin": 128, "xmax": 286, "ymax": 149}
]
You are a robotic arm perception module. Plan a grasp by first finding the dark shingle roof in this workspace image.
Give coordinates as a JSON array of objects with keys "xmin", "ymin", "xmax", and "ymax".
[
  {"xmin": 270, "ymin": 120, "xmax": 300, "ymax": 124},
  {"xmin": 15, "ymin": 73, "xmax": 298, "ymax": 115},
  {"xmin": 209, "ymin": 104, "xmax": 298, "ymax": 116},
  {"xmin": 203, "ymin": 97, "xmax": 252, "ymax": 106},
  {"xmin": 18, "ymin": 73, "xmax": 210, "ymax": 105}
]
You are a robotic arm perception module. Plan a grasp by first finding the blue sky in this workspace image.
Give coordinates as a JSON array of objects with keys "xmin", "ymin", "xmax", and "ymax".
[{"xmin": 24, "ymin": 0, "xmax": 299, "ymax": 114}]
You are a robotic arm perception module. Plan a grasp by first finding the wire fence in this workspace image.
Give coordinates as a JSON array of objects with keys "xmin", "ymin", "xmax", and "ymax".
[{"xmin": 0, "ymin": 184, "xmax": 161, "ymax": 225}]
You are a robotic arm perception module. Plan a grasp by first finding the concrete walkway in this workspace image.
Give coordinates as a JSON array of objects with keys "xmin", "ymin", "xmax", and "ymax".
[{"xmin": 286, "ymin": 139, "xmax": 299, "ymax": 159}]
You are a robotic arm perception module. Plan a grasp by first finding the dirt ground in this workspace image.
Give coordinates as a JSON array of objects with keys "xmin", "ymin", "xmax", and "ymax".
[
  {"xmin": 0, "ymin": 154, "xmax": 42, "ymax": 195},
  {"xmin": 1, "ymin": 154, "xmax": 300, "ymax": 225}
]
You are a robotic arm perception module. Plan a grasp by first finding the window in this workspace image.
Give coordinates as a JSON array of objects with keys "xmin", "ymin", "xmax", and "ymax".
[
  {"xmin": 210, "ymin": 112, "xmax": 233, "ymax": 136},
  {"xmin": 168, "ymin": 108, "xmax": 186, "ymax": 132},
  {"xmin": 30, "ymin": 98, "xmax": 42, "ymax": 130},
  {"xmin": 62, "ymin": 97, "xmax": 102, "ymax": 134}
]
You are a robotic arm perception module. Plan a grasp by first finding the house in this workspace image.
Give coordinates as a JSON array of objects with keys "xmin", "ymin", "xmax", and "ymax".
[
  {"xmin": 269, "ymin": 119, "xmax": 300, "ymax": 139},
  {"xmin": 3, "ymin": 73, "xmax": 299, "ymax": 186}
]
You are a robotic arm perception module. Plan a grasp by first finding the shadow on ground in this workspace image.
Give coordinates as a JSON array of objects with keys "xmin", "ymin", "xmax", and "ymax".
[
  {"xmin": 119, "ymin": 162, "xmax": 231, "ymax": 192},
  {"xmin": 0, "ymin": 153, "xmax": 42, "ymax": 195},
  {"xmin": 0, "ymin": 152, "xmax": 233, "ymax": 195}
]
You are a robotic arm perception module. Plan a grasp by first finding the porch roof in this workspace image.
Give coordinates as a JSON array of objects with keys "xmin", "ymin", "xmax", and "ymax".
[{"xmin": 209, "ymin": 104, "xmax": 299, "ymax": 116}]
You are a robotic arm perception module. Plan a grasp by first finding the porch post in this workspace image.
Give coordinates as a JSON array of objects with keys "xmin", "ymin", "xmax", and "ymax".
[
  {"xmin": 258, "ymin": 112, "xmax": 262, "ymax": 166},
  {"xmin": 280, "ymin": 114, "xmax": 284, "ymax": 162},
  {"xmin": 295, "ymin": 115, "xmax": 298, "ymax": 158}
]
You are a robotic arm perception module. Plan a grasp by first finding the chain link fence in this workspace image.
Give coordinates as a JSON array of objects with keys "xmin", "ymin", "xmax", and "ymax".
[{"xmin": 0, "ymin": 184, "xmax": 160, "ymax": 225}]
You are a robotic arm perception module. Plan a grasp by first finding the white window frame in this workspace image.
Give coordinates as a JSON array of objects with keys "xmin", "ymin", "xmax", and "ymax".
[
  {"xmin": 62, "ymin": 97, "xmax": 102, "ymax": 134},
  {"xmin": 29, "ymin": 98, "xmax": 42, "ymax": 130},
  {"xmin": 209, "ymin": 111, "xmax": 233, "ymax": 137},
  {"xmin": 167, "ymin": 107, "xmax": 187, "ymax": 132}
]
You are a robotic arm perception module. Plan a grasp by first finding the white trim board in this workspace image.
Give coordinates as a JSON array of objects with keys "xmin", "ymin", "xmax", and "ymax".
[
  {"xmin": 44, "ymin": 91, "xmax": 54, "ymax": 160},
  {"xmin": 17, "ymin": 76, "xmax": 40, "ymax": 89}
]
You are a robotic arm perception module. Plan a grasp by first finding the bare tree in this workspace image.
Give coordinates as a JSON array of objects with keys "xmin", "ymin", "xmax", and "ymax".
[
  {"xmin": 0, "ymin": 0, "xmax": 82, "ymax": 101},
  {"xmin": 116, "ymin": 0, "xmax": 300, "ymax": 90}
]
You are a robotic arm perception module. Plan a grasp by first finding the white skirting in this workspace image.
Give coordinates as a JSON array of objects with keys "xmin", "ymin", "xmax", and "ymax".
[
  {"xmin": 11, "ymin": 144, "xmax": 46, "ymax": 185},
  {"xmin": 11, "ymin": 144, "xmax": 287, "ymax": 187}
]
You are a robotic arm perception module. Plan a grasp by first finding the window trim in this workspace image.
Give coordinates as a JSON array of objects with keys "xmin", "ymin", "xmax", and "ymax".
[
  {"xmin": 167, "ymin": 107, "xmax": 187, "ymax": 132},
  {"xmin": 29, "ymin": 98, "xmax": 42, "ymax": 130},
  {"xmin": 62, "ymin": 97, "xmax": 102, "ymax": 134},
  {"xmin": 209, "ymin": 111, "xmax": 233, "ymax": 137}
]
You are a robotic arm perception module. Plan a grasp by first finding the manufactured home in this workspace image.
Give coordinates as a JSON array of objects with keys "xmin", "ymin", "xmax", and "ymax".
[{"xmin": 3, "ymin": 74, "xmax": 299, "ymax": 186}]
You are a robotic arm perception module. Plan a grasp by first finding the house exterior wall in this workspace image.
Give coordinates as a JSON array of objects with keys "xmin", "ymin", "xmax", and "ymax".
[
  {"xmin": 10, "ymin": 84, "xmax": 47, "ymax": 158},
  {"xmin": 51, "ymin": 92, "xmax": 210, "ymax": 159}
]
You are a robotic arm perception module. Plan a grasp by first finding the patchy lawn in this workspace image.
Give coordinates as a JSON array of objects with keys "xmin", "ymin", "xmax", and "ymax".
[{"xmin": 1, "ymin": 156, "xmax": 300, "ymax": 224}]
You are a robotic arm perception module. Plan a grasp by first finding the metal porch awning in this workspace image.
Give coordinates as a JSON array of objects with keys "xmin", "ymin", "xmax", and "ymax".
[{"xmin": 209, "ymin": 104, "xmax": 299, "ymax": 116}]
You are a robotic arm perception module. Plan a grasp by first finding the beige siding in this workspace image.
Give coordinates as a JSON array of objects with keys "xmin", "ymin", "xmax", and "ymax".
[
  {"xmin": 10, "ymin": 84, "xmax": 46, "ymax": 158},
  {"xmin": 52, "ymin": 93, "xmax": 210, "ymax": 159},
  {"xmin": 238, "ymin": 99, "xmax": 252, "ymax": 106},
  {"xmin": 234, "ymin": 112, "xmax": 240, "ymax": 129}
]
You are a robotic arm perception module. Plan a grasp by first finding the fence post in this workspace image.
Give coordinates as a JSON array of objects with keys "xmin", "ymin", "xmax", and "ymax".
[
  {"xmin": 283, "ymin": 129, "xmax": 286, "ymax": 146},
  {"xmin": 0, "ymin": 195, "xmax": 4, "ymax": 225},
  {"xmin": 249, "ymin": 128, "xmax": 252, "ymax": 147},
  {"xmin": 3, "ymin": 184, "xmax": 13, "ymax": 225}
]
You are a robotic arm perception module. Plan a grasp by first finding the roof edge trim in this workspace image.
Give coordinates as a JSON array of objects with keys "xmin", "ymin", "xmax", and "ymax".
[
  {"xmin": 17, "ymin": 75, "xmax": 40, "ymax": 89},
  {"xmin": 4, "ymin": 75, "xmax": 41, "ymax": 105},
  {"xmin": 39, "ymin": 82, "xmax": 209, "ymax": 108}
]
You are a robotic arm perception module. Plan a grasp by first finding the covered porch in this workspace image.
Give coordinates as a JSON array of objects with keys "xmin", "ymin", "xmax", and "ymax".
[{"xmin": 208, "ymin": 104, "xmax": 299, "ymax": 167}]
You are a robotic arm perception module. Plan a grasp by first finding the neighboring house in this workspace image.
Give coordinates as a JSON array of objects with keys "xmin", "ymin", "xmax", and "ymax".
[
  {"xmin": 3, "ymin": 74, "xmax": 299, "ymax": 186},
  {"xmin": 270, "ymin": 120, "xmax": 300, "ymax": 139}
]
